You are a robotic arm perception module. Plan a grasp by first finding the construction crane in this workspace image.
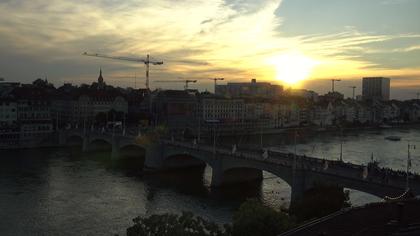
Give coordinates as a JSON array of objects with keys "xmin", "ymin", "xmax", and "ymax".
[
  {"xmin": 349, "ymin": 86, "xmax": 357, "ymax": 99},
  {"xmin": 210, "ymin": 78, "xmax": 224, "ymax": 93},
  {"xmin": 331, "ymin": 79, "xmax": 341, "ymax": 92},
  {"xmin": 82, "ymin": 52, "xmax": 163, "ymax": 90},
  {"xmin": 155, "ymin": 79, "xmax": 197, "ymax": 90}
]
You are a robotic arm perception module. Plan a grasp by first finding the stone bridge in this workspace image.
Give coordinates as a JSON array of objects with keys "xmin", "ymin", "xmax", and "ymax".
[
  {"xmin": 58, "ymin": 130, "xmax": 420, "ymax": 201},
  {"xmin": 58, "ymin": 129, "xmax": 144, "ymax": 159}
]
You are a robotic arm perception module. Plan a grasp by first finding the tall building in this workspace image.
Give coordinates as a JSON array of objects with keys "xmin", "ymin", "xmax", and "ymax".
[
  {"xmin": 362, "ymin": 77, "xmax": 390, "ymax": 101},
  {"xmin": 215, "ymin": 79, "xmax": 283, "ymax": 98}
]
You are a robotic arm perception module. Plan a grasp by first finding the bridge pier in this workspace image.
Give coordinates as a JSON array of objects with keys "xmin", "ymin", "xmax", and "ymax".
[
  {"xmin": 291, "ymin": 169, "xmax": 309, "ymax": 201},
  {"xmin": 58, "ymin": 131, "xmax": 66, "ymax": 146},
  {"xmin": 82, "ymin": 136, "xmax": 89, "ymax": 152},
  {"xmin": 111, "ymin": 136, "xmax": 120, "ymax": 160},
  {"xmin": 144, "ymin": 142, "xmax": 165, "ymax": 170}
]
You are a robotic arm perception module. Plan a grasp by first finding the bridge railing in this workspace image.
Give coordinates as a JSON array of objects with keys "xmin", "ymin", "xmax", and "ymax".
[{"xmin": 164, "ymin": 140, "xmax": 420, "ymax": 188}]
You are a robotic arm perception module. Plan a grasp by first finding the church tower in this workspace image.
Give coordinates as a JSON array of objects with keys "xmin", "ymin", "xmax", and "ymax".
[{"xmin": 97, "ymin": 68, "xmax": 105, "ymax": 89}]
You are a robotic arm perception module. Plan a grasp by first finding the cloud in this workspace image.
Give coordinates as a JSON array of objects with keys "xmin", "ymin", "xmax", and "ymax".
[
  {"xmin": 0, "ymin": 0, "xmax": 419, "ymax": 93},
  {"xmin": 393, "ymin": 45, "xmax": 420, "ymax": 52},
  {"xmin": 381, "ymin": 0, "xmax": 415, "ymax": 5},
  {"xmin": 0, "ymin": 0, "xmax": 285, "ymax": 84}
]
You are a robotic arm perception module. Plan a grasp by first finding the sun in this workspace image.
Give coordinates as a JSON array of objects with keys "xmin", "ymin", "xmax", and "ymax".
[{"xmin": 269, "ymin": 52, "xmax": 319, "ymax": 87}]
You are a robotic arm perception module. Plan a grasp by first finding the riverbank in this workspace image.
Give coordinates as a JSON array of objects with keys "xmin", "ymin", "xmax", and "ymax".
[{"xmin": 214, "ymin": 122, "xmax": 420, "ymax": 138}]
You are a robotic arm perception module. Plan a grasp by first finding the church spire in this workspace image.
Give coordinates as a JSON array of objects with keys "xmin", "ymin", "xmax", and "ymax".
[{"xmin": 98, "ymin": 67, "xmax": 104, "ymax": 84}]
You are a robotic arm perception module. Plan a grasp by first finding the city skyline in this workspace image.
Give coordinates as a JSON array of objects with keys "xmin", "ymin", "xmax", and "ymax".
[
  {"xmin": 2, "ymin": 1, "xmax": 420, "ymax": 235},
  {"xmin": 1, "ymin": 0, "xmax": 420, "ymax": 100}
]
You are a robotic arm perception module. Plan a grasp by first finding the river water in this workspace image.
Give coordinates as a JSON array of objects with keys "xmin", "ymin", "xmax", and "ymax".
[{"xmin": 1, "ymin": 127, "xmax": 420, "ymax": 235}]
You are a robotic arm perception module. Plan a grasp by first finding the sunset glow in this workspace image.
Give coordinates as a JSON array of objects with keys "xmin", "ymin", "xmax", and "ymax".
[
  {"xmin": 269, "ymin": 52, "xmax": 319, "ymax": 87},
  {"xmin": 0, "ymin": 0, "xmax": 419, "ymax": 98}
]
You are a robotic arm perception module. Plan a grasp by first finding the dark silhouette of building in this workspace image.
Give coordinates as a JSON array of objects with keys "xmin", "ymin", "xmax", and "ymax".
[{"xmin": 362, "ymin": 77, "xmax": 390, "ymax": 101}]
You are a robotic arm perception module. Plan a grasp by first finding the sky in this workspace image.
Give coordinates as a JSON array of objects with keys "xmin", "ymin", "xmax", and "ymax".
[{"xmin": 0, "ymin": 0, "xmax": 419, "ymax": 99}]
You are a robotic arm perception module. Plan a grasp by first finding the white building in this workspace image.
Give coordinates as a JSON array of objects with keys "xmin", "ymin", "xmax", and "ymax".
[
  {"xmin": 406, "ymin": 103, "xmax": 420, "ymax": 122},
  {"xmin": 69, "ymin": 94, "xmax": 128, "ymax": 124},
  {"xmin": 356, "ymin": 103, "xmax": 373, "ymax": 124},
  {"xmin": 311, "ymin": 102, "xmax": 334, "ymax": 127},
  {"xmin": 0, "ymin": 100, "xmax": 17, "ymax": 125},
  {"xmin": 201, "ymin": 97, "xmax": 245, "ymax": 122},
  {"xmin": 198, "ymin": 96, "xmax": 245, "ymax": 134}
]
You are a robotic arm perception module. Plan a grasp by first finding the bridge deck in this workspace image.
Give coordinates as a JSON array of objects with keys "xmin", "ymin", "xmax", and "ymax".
[{"xmin": 164, "ymin": 140, "xmax": 420, "ymax": 193}]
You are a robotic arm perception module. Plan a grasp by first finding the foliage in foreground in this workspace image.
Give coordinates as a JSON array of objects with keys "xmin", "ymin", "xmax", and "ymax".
[
  {"xmin": 290, "ymin": 184, "xmax": 351, "ymax": 223},
  {"xmin": 127, "ymin": 185, "xmax": 351, "ymax": 236},
  {"xmin": 126, "ymin": 211, "xmax": 230, "ymax": 236},
  {"xmin": 232, "ymin": 199, "xmax": 293, "ymax": 236},
  {"xmin": 126, "ymin": 200, "xmax": 293, "ymax": 236}
]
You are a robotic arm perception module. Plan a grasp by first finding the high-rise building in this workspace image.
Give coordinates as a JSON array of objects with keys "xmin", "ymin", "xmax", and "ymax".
[
  {"xmin": 215, "ymin": 79, "xmax": 283, "ymax": 98},
  {"xmin": 362, "ymin": 77, "xmax": 390, "ymax": 101}
]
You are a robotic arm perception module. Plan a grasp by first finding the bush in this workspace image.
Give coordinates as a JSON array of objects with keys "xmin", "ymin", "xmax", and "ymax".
[
  {"xmin": 290, "ymin": 185, "xmax": 351, "ymax": 222},
  {"xmin": 126, "ymin": 211, "xmax": 230, "ymax": 236},
  {"xmin": 232, "ymin": 199, "xmax": 293, "ymax": 236},
  {"xmin": 126, "ymin": 200, "xmax": 294, "ymax": 236}
]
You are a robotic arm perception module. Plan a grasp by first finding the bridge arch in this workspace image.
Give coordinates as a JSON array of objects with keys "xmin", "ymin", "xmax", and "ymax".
[
  {"xmin": 217, "ymin": 158, "xmax": 294, "ymax": 188},
  {"xmin": 154, "ymin": 142, "xmax": 420, "ymax": 202},
  {"xmin": 163, "ymin": 153, "xmax": 209, "ymax": 170},
  {"xmin": 297, "ymin": 171, "xmax": 407, "ymax": 200},
  {"xmin": 66, "ymin": 135, "xmax": 84, "ymax": 146},
  {"xmin": 335, "ymin": 179, "xmax": 405, "ymax": 199},
  {"xmin": 119, "ymin": 144, "xmax": 146, "ymax": 158},
  {"xmin": 88, "ymin": 138, "xmax": 112, "ymax": 152}
]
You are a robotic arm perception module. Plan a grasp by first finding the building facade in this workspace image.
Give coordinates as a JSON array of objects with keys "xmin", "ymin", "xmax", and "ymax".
[
  {"xmin": 215, "ymin": 79, "xmax": 283, "ymax": 98},
  {"xmin": 362, "ymin": 77, "xmax": 390, "ymax": 101},
  {"xmin": 0, "ymin": 100, "xmax": 17, "ymax": 125}
]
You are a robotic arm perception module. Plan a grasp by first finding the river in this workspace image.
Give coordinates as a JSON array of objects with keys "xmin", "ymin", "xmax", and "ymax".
[{"xmin": 1, "ymin": 127, "xmax": 419, "ymax": 235}]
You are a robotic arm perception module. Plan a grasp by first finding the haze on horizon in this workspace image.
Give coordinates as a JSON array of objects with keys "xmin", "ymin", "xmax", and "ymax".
[{"xmin": 0, "ymin": 0, "xmax": 419, "ymax": 100}]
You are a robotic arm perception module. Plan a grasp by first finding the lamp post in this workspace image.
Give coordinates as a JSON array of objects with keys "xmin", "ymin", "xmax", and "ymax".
[
  {"xmin": 406, "ymin": 142, "xmax": 416, "ymax": 190},
  {"xmin": 340, "ymin": 127, "xmax": 343, "ymax": 162},
  {"xmin": 292, "ymin": 130, "xmax": 298, "ymax": 179}
]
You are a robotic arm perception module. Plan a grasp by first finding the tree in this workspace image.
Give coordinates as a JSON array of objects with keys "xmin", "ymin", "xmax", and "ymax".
[
  {"xmin": 127, "ymin": 212, "xmax": 230, "ymax": 236},
  {"xmin": 232, "ymin": 199, "xmax": 293, "ymax": 236},
  {"xmin": 290, "ymin": 184, "xmax": 351, "ymax": 223},
  {"xmin": 32, "ymin": 78, "xmax": 54, "ymax": 88},
  {"xmin": 126, "ymin": 200, "xmax": 294, "ymax": 236}
]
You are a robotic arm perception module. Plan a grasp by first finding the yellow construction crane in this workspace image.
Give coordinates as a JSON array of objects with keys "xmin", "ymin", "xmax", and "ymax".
[
  {"xmin": 155, "ymin": 79, "xmax": 197, "ymax": 90},
  {"xmin": 82, "ymin": 52, "xmax": 163, "ymax": 90},
  {"xmin": 210, "ymin": 78, "xmax": 224, "ymax": 93},
  {"xmin": 331, "ymin": 79, "xmax": 341, "ymax": 92}
]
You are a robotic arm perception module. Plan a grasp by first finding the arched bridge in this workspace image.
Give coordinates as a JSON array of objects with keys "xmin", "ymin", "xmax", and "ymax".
[
  {"xmin": 59, "ymin": 129, "xmax": 145, "ymax": 159},
  {"xmin": 148, "ymin": 140, "xmax": 420, "ymax": 201},
  {"xmin": 58, "ymin": 130, "xmax": 420, "ymax": 201}
]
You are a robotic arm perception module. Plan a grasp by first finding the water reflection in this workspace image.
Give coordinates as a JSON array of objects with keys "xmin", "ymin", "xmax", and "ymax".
[{"xmin": 1, "ymin": 127, "xmax": 420, "ymax": 235}]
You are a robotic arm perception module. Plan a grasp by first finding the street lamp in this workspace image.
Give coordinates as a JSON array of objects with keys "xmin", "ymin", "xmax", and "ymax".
[{"xmin": 406, "ymin": 141, "xmax": 416, "ymax": 190}]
